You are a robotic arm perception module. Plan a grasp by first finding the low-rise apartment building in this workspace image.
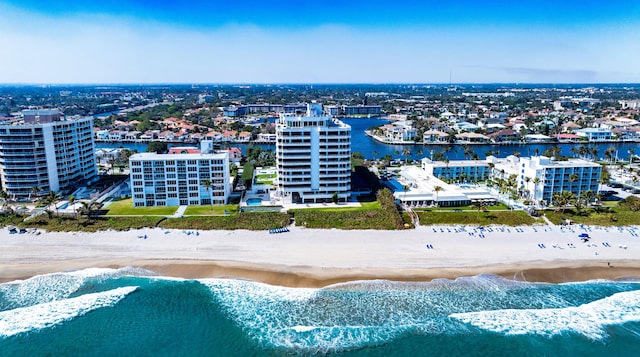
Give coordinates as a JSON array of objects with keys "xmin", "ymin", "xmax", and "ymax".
[
  {"xmin": 129, "ymin": 151, "xmax": 231, "ymax": 207},
  {"xmin": 490, "ymin": 155, "xmax": 601, "ymax": 205},
  {"xmin": 421, "ymin": 158, "xmax": 490, "ymax": 182}
]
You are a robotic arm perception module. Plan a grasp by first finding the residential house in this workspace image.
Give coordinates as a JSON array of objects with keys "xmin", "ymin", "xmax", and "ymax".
[
  {"xmin": 574, "ymin": 128, "xmax": 613, "ymax": 141},
  {"xmin": 422, "ymin": 130, "xmax": 449, "ymax": 144},
  {"xmin": 455, "ymin": 132, "xmax": 490, "ymax": 143},
  {"xmin": 488, "ymin": 129, "xmax": 519, "ymax": 143},
  {"xmin": 237, "ymin": 131, "xmax": 252, "ymax": 142},
  {"xmin": 109, "ymin": 130, "xmax": 126, "ymax": 141}
]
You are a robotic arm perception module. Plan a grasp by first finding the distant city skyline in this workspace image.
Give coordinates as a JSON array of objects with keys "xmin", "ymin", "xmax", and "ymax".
[{"xmin": 1, "ymin": 1, "xmax": 639, "ymax": 84}]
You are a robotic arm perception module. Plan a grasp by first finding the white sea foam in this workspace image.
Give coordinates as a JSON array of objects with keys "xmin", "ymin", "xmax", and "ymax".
[
  {"xmin": 0, "ymin": 267, "xmax": 151, "ymax": 310},
  {"xmin": 0, "ymin": 286, "xmax": 137, "ymax": 338},
  {"xmin": 200, "ymin": 277, "xmax": 638, "ymax": 352},
  {"xmin": 450, "ymin": 290, "xmax": 640, "ymax": 340},
  {"xmin": 201, "ymin": 278, "xmax": 507, "ymax": 352}
]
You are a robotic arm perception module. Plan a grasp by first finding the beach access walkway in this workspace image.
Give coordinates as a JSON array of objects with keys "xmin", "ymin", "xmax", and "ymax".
[{"xmin": 171, "ymin": 206, "xmax": 187, "ymax": 218}]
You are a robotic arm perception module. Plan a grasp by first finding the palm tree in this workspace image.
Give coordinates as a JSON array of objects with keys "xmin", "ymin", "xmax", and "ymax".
[
  {"xmin": 433, "ymin": 186, "xmax": 443, "ymax": 206},
  {"xmin": 0, "ymin": 189, "xmax": 9, "ymax": 212},
  {"xmin": 604, "ymin": 147, "xmax": 616, "ymax": 162},
  {"xmin": 580, "ymin": 190, "xmax": 595, "ymax": 209},
  {"xmin": 552, "ymin": 191, "xmax": 575, "ymax": 213},
  {"xmin": 523, "ymin": 176, "xmax": 532, "ymax": 198},
  {"xmin": 402, "ymin": 148, "xmax": 412, "ymax": 164},
  {"xmin": 372, "ymin": 150, "xmax": 379, "ymax": 162},
  {"xmin": 472, "ymin": 200, "xmax": 486, "ymax": 219},
  {"xmin": 77, "ymin": 201, "xmax": 103, "ymax": 222},
  {"xmin": 201, "ymin": 179, "xmax": 212, "ymax": 207},
  {"xmin": 77, "ymin": 202, "xmax": 91, "ymax": 221},
  {"xmin": 46, "ymin": 191, "xmax": 61, "ymax": 216},
  {"xmin": 569, "ymin": 173, "xmax": 580, "ymax": 198},
  {"xmin": 68, "ymin": 195, "xmax": 76, "ymax": 216},
  {"xmin": 29, "ymin": 186, "xmax": 40, "ymax": 202},
  {"xmin": 532, "ymin": 177, "xmax": 541, "ymax": 201}
]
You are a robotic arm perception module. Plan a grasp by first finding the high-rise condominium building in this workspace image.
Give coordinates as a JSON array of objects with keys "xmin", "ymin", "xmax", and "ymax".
[
  {"xmin": 276, "ymin": 103, "xmax": 351, "ymax": 204},
  {"xmin": 0, "ymin": 110, "xmax": 97, "ymax": 201}
]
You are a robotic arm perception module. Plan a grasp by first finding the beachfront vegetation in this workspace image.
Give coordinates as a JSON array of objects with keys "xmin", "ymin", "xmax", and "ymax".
[
  {"xmin": 290, "ymin": 189, "xmax": 405, "ymax": 230},
  {"xmin": 183, "ymin": 204, "xmax": 239, "ymax": 215},
  {"xmin": 544, "ymin": 196, "xmax": 640, "ymax": 226},
  {"xmin": 416, "ymin": 210, "xmax": 538, "ymax": 226},
  {"xmin": 161, "ymin": 212, "xmax": 290, "ymax": 230},
  {"xmin": 8, "ymin": 215, "xmax": 162, "ymax": 232}
]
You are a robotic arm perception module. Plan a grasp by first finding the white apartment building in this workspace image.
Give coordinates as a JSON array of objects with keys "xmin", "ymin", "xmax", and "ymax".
[
  {"xmin": 490, "ymin": 155, "xmax": 601, "ymax": 205},
  {"xmin": 129, "ymin": 151, "xmax": 231, "ymax": 207},
  {"xmin": 276, "ymin": 103, "xmax": 351, "ymax": 203},
  {"xmin": 0, "ymin": 110, "xmax": 97, "ymax": 201},
  {"xmin": 421, "ymin": 158, "xmax": 490, "ymax": 182}
]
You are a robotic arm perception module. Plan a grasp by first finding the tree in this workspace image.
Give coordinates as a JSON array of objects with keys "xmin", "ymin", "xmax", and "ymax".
[
  {"xmin": 604, "ymin": 147, "xmax": 616, "ymax": 162},
  {"xmin": 68, "ymin": 195, "xmax": 76, "ymax": 216},
  {"xmin": 146, "ymin": 141, "xmax": 168, "ymax": 154},
  {"xmin": 0, "ymin": 189, "xmax": 9, "ymax": 212},
  {"xmin": 332, "ymin": 191, "xmax": 339, "ymax": 204},
  {"xmin": 29, "ymin": 186, "xmax": 40, "ymax": 202},
  {"xmin": 77, "ymin": 202, "xmax": 91, "ymax": 221},
  {"xmin": 523, "ymin": 176, "xmax": 532, "ymax": 198},
  {"xmin": 372, "ymin": 150, "xmax": 379, "ymax": 162},
  {"xmin": 472, "ymin": 200, "xmax": 487, "ymax": 218},
  {"xmin": 433, "ymin": 185, "xmax": 443, "ymax": 206},
  {"xmin": 580, "ymin": 190, "xmax": 596, "ymax": 209},
  {"xmin": 569, "ymin": 173, "xmax": 581, "ymax": 198},
  {"xmin": 552, "ymin": 190, "xmax": 575, "ymax": 213},
  {"xmin": 242, "ymin": 161, "xmax": 255, "ymax": 189},
  {"xmin": 202, "ymin": 179, "xmax": 212, "ymax": 207},
  {"xmin": 402, "ymin": 148, "xmax": 412, "ymax": 164}
]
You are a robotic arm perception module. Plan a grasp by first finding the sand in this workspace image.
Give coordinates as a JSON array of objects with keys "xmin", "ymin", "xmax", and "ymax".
[{"xmin": 1, "ymin": 224, "xmax": 639, "ymax": 287}]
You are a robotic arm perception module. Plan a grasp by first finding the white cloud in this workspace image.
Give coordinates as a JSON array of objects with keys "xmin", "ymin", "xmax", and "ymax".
[{"xmin": 0, "ymin": 6, "xmax": 638, "ymax": 83}]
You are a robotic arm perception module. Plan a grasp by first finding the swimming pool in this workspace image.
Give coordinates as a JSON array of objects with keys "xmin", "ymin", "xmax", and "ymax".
[
  {"xmin": 385, "ymin": 179, "xmax": 405, "ymax": 192},
  {"xmin": 246, "ymin": 198, "xmax": 263, "ymax": 206}
]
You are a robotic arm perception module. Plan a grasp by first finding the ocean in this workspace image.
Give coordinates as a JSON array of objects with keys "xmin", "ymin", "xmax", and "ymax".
[{"xmin": 1, "ymin": 268, "xmax": 639, "ymax": 356}]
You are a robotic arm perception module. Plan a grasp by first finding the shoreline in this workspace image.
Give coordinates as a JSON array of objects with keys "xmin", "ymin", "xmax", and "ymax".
[
  {"xmin": 2, "ymin": 258, "xmax": 640, "ymax": 288},
  {"xmin": 1, "ymin": 225, "xmax": 639, "ymax": 287}
]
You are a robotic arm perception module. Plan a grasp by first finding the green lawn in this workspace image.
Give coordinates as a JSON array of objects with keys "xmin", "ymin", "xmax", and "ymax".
[
  {"xmin": 105, "ymin": 198, "xmax": 178, "ymax": 216},
  {"xmin": 183, "ymin": 204, "xmax": 239, "ymax": 215},
  {"xmin": 288, "ymin": 201, "xmax": 380, "ymax": 213},
  {"xmin": 255, "ymin": 173, "xmax": 276, "ymax": 185},
  {"xmin": 416, "ymin": 210, "xmax": 538, "ymax": 226}
]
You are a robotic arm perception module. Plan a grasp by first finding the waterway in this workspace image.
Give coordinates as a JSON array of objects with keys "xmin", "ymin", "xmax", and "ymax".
[{"xmin": 96, "ymin": 118, "xmax": 638, "ymax": 161}]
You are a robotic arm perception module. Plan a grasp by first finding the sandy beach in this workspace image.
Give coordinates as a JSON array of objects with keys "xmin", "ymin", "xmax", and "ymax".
[{"xmin": 1, "ymin": 224, "xmax": 639, "ymax": 287}]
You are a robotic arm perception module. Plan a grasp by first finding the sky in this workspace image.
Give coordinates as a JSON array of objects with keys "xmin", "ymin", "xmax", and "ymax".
[{"xmin": 0, "ymin": 0, "xmax": 639, "ymax": 84}]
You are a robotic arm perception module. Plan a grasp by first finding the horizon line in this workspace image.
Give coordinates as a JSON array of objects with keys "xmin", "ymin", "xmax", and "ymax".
[{"xmin": 2, "ymin": 82, "xmax": 640, "ymax": 87}]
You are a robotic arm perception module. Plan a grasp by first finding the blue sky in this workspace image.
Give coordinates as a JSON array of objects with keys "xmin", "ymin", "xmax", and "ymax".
[{"xmin": 1, "ymin": 1, "xmax": 639, "ymax": 83}]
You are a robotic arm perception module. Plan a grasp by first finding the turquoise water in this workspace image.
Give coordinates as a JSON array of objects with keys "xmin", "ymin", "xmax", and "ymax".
[
  {"xmin": 246, "ymin": 198, "xmax": 263, "ymax": 206},
  {"xmin": 385, "ymin": 179, "xmax": 405, "ymax": 192},
  {"xmin": 1, "ymin": 268, "xmax": 640, "ymax": 356}
]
